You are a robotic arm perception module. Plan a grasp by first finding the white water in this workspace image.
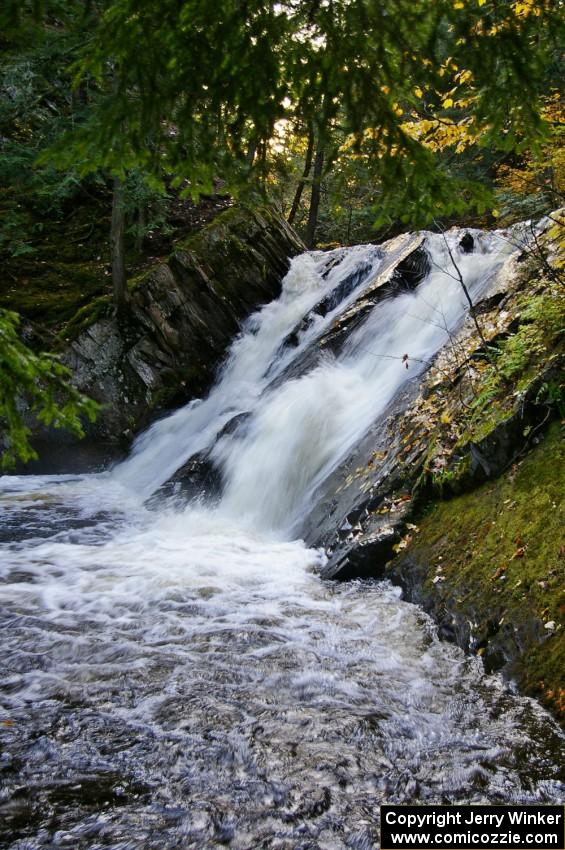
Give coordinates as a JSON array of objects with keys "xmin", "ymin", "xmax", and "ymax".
[
  {"xmin": 216, "ymin": 235, "xmax": 508, "ymax": 533},
  {"xmin": 114, "ymin": 231, "xmax": 512, "ymax": 527},
  {"xmin": 113, "ymin": 244, "xmax": 383, "ymax": 499},
  {"xmin": 1, "ymin": 229, "xmax": 563, "ymax": 848}
]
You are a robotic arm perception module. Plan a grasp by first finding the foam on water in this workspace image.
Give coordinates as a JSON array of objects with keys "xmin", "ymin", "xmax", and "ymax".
[{"xmin": 215, "ymin": 233, "xmax": 511, "ymax": 533}]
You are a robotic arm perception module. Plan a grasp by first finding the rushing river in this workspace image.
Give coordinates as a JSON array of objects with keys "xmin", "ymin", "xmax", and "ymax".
[{"xmin": 1, "ymin": 232, "xmax": 563, "ymax": 849}]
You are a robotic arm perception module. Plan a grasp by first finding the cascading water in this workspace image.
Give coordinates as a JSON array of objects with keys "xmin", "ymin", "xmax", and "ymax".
[
  {"xmin": 215, "ymin": 235, "xmax": 504, "ymax": 534},
  {"xmin": 113, "ymin": 243, "xmax": 384, "ymax": 499},
  {"xmin": 1, "ymin": 228, "xmax": 563, "ymax": 849}
]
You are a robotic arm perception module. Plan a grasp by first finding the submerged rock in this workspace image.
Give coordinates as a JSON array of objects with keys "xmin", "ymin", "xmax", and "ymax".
[
  {"xmin": 149, "ymin": 452, "xmax": 222, "ymax": 504},
  {"xmin": 459, "ymin": 232, "xmax": 474, "ymax": 253}
]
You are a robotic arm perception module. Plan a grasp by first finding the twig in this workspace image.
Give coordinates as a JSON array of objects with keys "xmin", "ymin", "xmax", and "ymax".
[{"xmin": 437, "ymin": 226, "xmax": 489, "ymax": 349}]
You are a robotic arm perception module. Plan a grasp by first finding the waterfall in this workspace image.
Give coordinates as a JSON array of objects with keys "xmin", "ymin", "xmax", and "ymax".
[
  {"xmin": 112, "ymin": 244, "xmax": 383, "ymax": 498},
  {"xmin": 112, "ymin": 229, "xmax": 516, "ymax": 532}
]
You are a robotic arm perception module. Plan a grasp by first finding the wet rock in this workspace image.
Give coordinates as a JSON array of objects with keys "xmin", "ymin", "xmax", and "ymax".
[
  {"xmin": 151, "ymin": 453, "xmax": 222, "ymax": 504},
  {"xmin": 271, "ymin": 234, "xmax": 428, "ymax": 392},
  {"xmin": 459, "ymin": 232, "xmax": 474, "ymax": 253},
  {"xmin": 322, "ymin": 522, "xmax": 402, "ymax": 580},
  {"xmin": 34, "ymin": 206, "xmax": 304, "ymax": 451},
  {"xmin": 215, "ymin": 411, "xmax": 252, "ymax": 440},
  {"xmin": 152, "ymin": 410, "xmax": 252, "ymax": 499},
  {"xmin": 388, "ymin": 244, "xmax": 431, "ymax": 291},
  {"xmin": 303, "ymin": 381, "xmax": 424, "ymax": 579},
  {"xmin": 319, "ymin": 234, "xmax": 427, "ymax": 356},
  {"xmin": 315, "ymin": 247, "xmax": 383, "ymax": 316}
]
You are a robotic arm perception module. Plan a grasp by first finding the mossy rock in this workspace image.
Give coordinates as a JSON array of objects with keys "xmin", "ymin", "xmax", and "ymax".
[
  {"xmin": 40, "ymin": 204, "xmax": 305, "ymax": 444},
  {"xmin": 55, "ymin": 295, "xmax": 112, "ymax": 346},
  {"xmin": 389, "ymin": 422, "xmax": 565, "ymax": 724}
]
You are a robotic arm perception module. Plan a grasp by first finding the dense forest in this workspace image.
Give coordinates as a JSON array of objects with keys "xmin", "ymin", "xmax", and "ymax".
[{"xmin": 1, "ymin": 0, "xmax": 563, "ymax": 464}]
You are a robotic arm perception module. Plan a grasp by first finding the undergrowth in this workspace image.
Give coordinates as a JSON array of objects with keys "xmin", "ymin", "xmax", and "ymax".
[{"xmin": 471, "ymin": 281, "xmax": 564, "ymax": 412}]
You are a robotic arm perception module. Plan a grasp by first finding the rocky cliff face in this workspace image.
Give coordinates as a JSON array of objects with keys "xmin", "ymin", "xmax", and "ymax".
[
  {"xmin": 58, "ymin": 206, "xmax": 304, "ymax": 446},
  {"xmin": 294, "ymin": 216, "xmax": 564, "ymax": 723}
]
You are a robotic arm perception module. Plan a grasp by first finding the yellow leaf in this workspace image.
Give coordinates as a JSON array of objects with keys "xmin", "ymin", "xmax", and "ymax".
[
  {"xmin": 492, "ymin": 209, "xmax": 500, "ymax": 217},
  {"xmin": 443, "ymin": 98, "xmax": 454, "ymax": 108},
  {"xmin": 454, "ymin": 1, "xmax": 465, "ymax": 8},
  {"xmin": 478, "ymin": 0, "xmax": 486, "ymax": 5},
  {"xmin": 414, "ymin": 86, "xmax": 423, "ymax": 98}
]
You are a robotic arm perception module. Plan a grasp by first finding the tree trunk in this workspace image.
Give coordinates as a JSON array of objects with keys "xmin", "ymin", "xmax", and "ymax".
[
  {"xmin": 246, "ymin": 139, "xmax": 257, "ymax": 167},
  {"xmin": 288, "ymin": 130, "xmax": 315, "ymax": 226},
  {"xmin": 304, "ymin": 147, "xmax": 324, "ymax": 249},
  {"xmin": 111, "ymin": 176, "xmax": 128, "ymax": 310},
  {"xmin": 346, "ymin": 201, "xmax": 353, "ymax": 243},
  {"xmin": 136, "ymin": 203, "xmax": 146, "ymax": 255}
]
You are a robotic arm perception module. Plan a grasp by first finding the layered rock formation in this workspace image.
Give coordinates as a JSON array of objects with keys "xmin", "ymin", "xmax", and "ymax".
[
  {"xmin": 60, "ymin": 205, "xmax": 304, "ymax": 445},
  {"xmin": 295, "ymin": 217, "xmax": 564, "ymax": 722}
]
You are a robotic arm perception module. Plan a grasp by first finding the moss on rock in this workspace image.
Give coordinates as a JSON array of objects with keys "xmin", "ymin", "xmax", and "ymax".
[
  {"xmin": 55, "ymin": 295, "xmax": 112, "ymax": 345},
  {"xmin": 47, "ymin": 204, "xmax": 304, "ymax": 444},
  {"xmin": 389, "ymin": 422, "xmax": 565, "ymax": 723}
]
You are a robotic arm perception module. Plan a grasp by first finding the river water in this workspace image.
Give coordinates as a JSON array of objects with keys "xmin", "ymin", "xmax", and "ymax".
[{"xmin": 1, "ymin": 233, "xmax": 563, "ymax": 849}]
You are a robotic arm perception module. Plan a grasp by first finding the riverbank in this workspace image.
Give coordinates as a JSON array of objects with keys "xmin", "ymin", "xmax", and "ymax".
[
  {"xmin": 306, "ymin": 215, "xmax": 564, "ymax": 725},
  {"xmin": 388, "ymin": 421, "xmax": 564, "ymax": 723},
  {"xmin": 384, "ymin": 227, "xmax": 565, "ymax": 724}
]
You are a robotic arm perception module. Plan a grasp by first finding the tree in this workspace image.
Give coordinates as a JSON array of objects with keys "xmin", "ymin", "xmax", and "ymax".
[
  {"xmin": 287, "ymin": 126, "xmax": 314, "ymax": 226},
  {"xmin": 0, "ymin": 309, "xmax": 98, "ymax": 468},
  {"xmin": 0, "ymin": 1, "xmax": 105, "ymax": 465},
  {"xmin": 60, "ymin": 0, "xmax": 562, "ymax": 226},
  {"xmin": 110, "ymin": 175, "xmax": 128, "ymax": 309},
  {"xmin": 304, "ymin": 144, "xmax": 325, "ymax": 249},
  {"xmin": 494, "ymin": 91, "xmax": 564, "ymax": 222}
]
